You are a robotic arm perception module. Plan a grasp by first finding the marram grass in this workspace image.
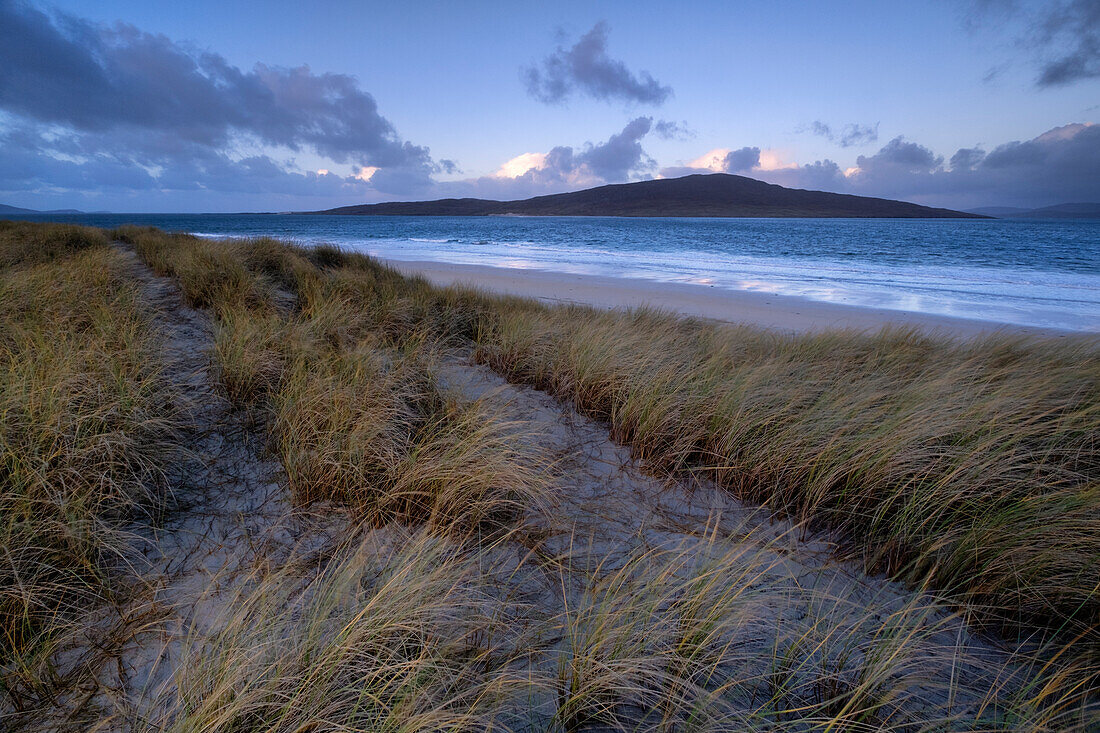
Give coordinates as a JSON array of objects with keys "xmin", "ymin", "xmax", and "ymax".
[
  {"xmin": 0, "ymin": 223, "xmax": 180, "ymax": 707},
  {"xmin": 2, "ymin": 222, "xmax": 1094, "ymax": 727},
  {"xmin": 127, "ymin": 227, "xmax": 1100, "ymax": 672}
]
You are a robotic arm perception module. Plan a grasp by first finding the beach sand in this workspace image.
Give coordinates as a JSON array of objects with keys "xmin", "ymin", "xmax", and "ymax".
[{"xmin": 388, "ymin": 259, "xmax": 1072, "ymax": 338}]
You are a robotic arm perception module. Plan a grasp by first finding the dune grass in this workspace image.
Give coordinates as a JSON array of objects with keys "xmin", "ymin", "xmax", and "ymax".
[
  {"xmin": 117, "ymin": 226, "xmax": 547, "ymax": 536},
  {"xmin": 9, "ymin": 222, "xmax": 1090, "ymax": 727},
  {"xmin": 166, "ymin": 531, "xmax": 533, "ymax": 732},
  {"xmin": 119, "ymin": 228, "xmax": 1100, "ymax": 669},
  {"xmin": 474, "ymin": 309, "xmax": 1100, "ymax": 649},
  {"xmin": 160, "ymin": 526, "xmax": 1096, "ymax": 731},
  {"xmin": 0, "ymin": 223, "xmax": 179, "ymax": 708}
]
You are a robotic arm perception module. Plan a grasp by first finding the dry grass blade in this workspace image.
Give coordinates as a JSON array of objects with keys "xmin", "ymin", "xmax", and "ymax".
[{"xmin": 0, "ymin": 226, "xmax": 180, "ymax": 710}]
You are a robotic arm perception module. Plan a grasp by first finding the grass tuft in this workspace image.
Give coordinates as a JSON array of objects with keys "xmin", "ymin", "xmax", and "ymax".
[{"xmin": 0, "ymin": 228, "xmax": 179, "ymax": 707}]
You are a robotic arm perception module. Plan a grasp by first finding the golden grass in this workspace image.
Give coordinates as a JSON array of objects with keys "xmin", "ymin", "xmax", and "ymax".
[
  {"xmin": 273, "ymin": 347, "xmax": 544, "ymax": 533},
  {"xmin": 125, "ymin": 228, "xmax": 1100, "ymax": 668},
  {"xmin": 475, "ymin": 309, "xmax": 1100, "ymax": 649},
  {"xmin": 160, "ymin": 528, "xmax": 1098, "ymax": 731},
  {"xmin": 0, "ymin": 223, "xmax": 179, "ymax": 707},
  {"xmin": 167, "ymin": 531, "xmax": 532, "ymax": 732},
  {"xmin": 0, "ymin": 220, "xmax": 109, "ymax": 269},
  {"xmin": 6, "ymin": 223, "xmax": 1092, "ymax": 727},
  {"xmin": 127, "ymin": 228, "xmax": 548, "ymax": 536}
]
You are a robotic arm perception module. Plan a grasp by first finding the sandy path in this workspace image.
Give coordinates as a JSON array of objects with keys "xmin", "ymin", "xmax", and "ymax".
[
  {"xmin": 37, "ymin": 246, "xmax": 349, "ymax": 729},
  {"xmin": 437, "ymin": 355, "xmax": 1029, "ymax": 723}
]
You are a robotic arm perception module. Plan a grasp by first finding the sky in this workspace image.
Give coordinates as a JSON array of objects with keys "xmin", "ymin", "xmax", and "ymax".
[{"xmin": 0, "ymin": 0, "xmax": 1098, "ymax": 212}]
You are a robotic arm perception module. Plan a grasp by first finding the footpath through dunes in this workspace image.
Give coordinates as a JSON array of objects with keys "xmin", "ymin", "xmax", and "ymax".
[
  {"xmin": 114, "ymin": 227, "xmax": 1099, "ymax": 728},
  {"xmin": 24, "ymin": 244, "xmax": 352, "ymax": 729},
  {"xmin": 5, "ymin": 223, "xmax": 1096, "ymax": 729},
  {"xmin": 432, "ymin": 356, "xmax": 1046, "ymax": 724}
]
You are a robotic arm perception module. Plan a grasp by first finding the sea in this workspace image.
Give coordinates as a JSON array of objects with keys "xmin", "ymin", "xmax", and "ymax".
[{"xmin": 12, "ymin": 213, "xmax": 1100, "ymax": 332}]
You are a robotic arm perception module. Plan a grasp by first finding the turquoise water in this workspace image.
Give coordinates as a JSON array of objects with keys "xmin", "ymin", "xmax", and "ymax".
[{"xmin": 12, "ymin": 213, "xmax": 1100, "ymax": 332}]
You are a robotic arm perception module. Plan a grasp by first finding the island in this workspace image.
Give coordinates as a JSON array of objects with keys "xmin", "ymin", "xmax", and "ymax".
[{"xmin": 307, "ymin": 173, "xmax": 987, "ymax": 218}]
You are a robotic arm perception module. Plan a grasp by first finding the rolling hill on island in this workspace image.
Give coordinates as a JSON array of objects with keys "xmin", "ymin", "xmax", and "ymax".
[
  {"xmin": 0, "ymin": 203, "xmax": 88, "ymax": 215},
  {"xmin": 309, "ymin": 173, "xmax": 986, "ymax": 218},
  {"xmin": 966, "ymin": 202, "xmax": 1100, "ymax": 219}
]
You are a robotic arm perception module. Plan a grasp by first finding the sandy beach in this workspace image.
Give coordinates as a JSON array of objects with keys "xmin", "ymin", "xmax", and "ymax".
[{"xmin": 388, "ymin": 259, "xmax": 1074, "ymax": 338}]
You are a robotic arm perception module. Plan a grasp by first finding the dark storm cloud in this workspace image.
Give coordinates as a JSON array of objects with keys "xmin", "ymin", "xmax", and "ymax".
[
  {"xmin": 809, "ymin": 121, "xmax": 880, "ymax": 148},
  {"xmin": 0, "ymin": 0, "xmax": 438, "ymax": 198},
  {"xmin": 967, "ymin": 0, "xmax": 1100, "ymax": 87},
  {"xmin": 522, "ymin": 21, "xmax": 672, "ymax": 105}
]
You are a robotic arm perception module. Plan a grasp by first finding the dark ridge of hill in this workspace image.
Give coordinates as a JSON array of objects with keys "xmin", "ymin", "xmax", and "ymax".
[
  {"xmin": 966, "ymin": 206, "xmax": 1031, "ymax": 217},
  {"xmin": 0, "ymin": 203, "xmax": 38, "ymax": 214},
  {"xmin": 0, "ymin": 204, "xmax": 87, "ymax": 214},
  {"xmin": 309, "ymin": 174, "xmax": 987, "ymax": 219},
  {"xmin": 966, "ymin": 203, "xmax": 1100, "ymax": 219},
  {"xmin": 1020, "ymin": 203, "xmax": 1100, "ymax": 219}
]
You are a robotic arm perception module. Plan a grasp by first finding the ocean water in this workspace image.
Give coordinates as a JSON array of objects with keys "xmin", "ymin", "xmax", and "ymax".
[{"xmin": 12, "ymin": 212, "xmax": 1100, "ymax": 332}]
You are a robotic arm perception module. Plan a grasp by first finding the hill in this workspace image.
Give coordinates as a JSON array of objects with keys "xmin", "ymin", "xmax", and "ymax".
[
  {"xmin": 309, "ymin": 173, "xmax": 986, "ymax": 218},
  {"xmin": 966, "ymin": 206, "xmax": 1031, "ymax": 217},
  {"xmin": 0, "ymin": 203, "xmax": 87, "ymax": 215},
  {"xmin": 966, "ymin": 203, "xmax": 1100, "ymax": 219},
  {"xmin": 0, "ymin": 203, "xmax": 38, "ymax": 214}
]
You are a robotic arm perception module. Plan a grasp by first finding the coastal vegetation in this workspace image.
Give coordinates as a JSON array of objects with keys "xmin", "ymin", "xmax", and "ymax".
[
  {"xmin": 1, "ymin": 221, "xmax": 1097, "ymax": 729},
  {"xmin": 0, "ymin": 222, "xmax": 179, "ymax": 706}
]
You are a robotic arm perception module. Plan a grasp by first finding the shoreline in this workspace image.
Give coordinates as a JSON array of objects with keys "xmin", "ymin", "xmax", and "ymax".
[{"xmin": 384, "ymin": 258, "xmax": 1081, "ymax": 339}]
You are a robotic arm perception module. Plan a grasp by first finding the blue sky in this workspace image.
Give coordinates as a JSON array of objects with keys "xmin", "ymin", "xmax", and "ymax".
[{"xmin": 1, "ymin": 0, "xmax": 1098, "ymax": 211}]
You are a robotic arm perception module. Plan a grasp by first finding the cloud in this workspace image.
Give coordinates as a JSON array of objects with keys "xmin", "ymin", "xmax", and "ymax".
[
  {"xmin": 722, "ymin": 147, "xmax": 761, "ymax": 172},
  {"xmin": 968, "ymin": 0, "xmax": 1100, "ymax": 87},
  {"xmin": 1033, "ymin": 0, "xmax": 1100, "ymax": 86},
  {"xmin": 496, "ymin": 117, "xmax": 655, "ymax": 184},
  {"xmin": 522, "ymin": 21, "xmax": 672, "ymax": 105},
  {"xmin": 442, "ymin": 117, "xmax": 659, "ymax": 200},
  {"xmin": 660, "ymin": 146, "xmax": 761, "ymax": 178},
  {"xmin": 809, "ymin": 121, "xmax": 880, "ymax": 148},
  {"xmin": 950, "ymin": 147, "xmax": 986, "ymax": 170},
  {"xmin": 663, "ymin": 123, "xmax": 1098, "ymax": 208},
  {"xmin": 758, "ymin": 123, "xmax": 1100, "ymax": 208},
  {"xmin": 0, "ymin": 122, "xmax": 373, "ymax": 201},
  {"xmin": 0, "ymin": 0, "xmax": 440, "ymax": 205},
  {"xmin": 580, "ymin": 116, "xmax": 655, "ymax": 179},
  {"xmin": 855, "ymin": 136, "xmax": 943, "ymax": 174},
  {"xmin": 653, "ymin": 119, "xmax": 693, "ymax": 140}
]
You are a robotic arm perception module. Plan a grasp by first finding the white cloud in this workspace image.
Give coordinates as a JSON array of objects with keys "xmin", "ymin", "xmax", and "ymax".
[{"xmin": 494, "ymin": 152, "xmax": 548, "ymax": 178}]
